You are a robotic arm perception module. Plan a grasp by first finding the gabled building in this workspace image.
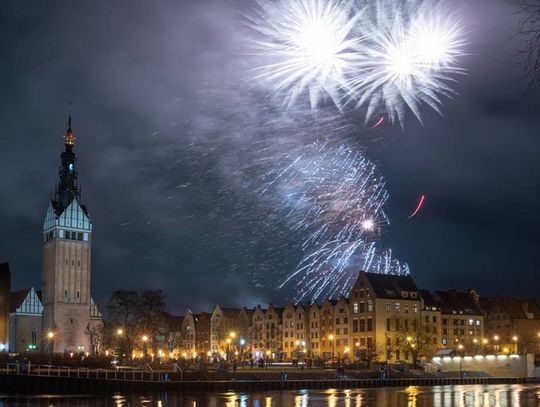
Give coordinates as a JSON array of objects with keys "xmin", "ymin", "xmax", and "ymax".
[
  {"xmin": 307, "ymin": 303, "xmax": 321, "ymax": 357},
  {"xmin": 250, "ymin": 304, "xmax": 283, "ymax": 358},
  {"xmin": 319, "ymin": 299, "xmax": 337, "ymax": 357},
  {"xmin": 419, "ymin": 289, "xmax": 442, "ymax": 351},
  {"xmin": 9, "ymin": 288, "xmax": 43, "ymax": 353},
  {"xmin": 434, "ymin": 290, "xmax": 484, "ymax": 351},
  {"xmin": 282, "ymin": 303, "xmax": 309, "ymax": 358},
  {"xmin": 180, "ymin": 310, "xmax": 211, "ymax": 357},
  {"xmin": 349, "ymin": 271, "xmax": 422, "ymax": 364},
  {"xmin": 210, "ymin": 306, "xmax": 251, "ymax": 354},
  {"xmin": 480, "ymin": 296, "xmax": 540, "ymax": 353}
]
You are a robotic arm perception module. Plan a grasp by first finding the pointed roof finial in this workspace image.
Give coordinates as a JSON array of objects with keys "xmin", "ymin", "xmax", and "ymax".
[{"xmin": 64, "ymin": 102, "xmax": 75, "ymax": 146}]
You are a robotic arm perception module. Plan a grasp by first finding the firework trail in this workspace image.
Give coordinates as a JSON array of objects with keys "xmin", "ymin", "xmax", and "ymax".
[
  {"xmin": 259, "ymin": 138, "xmax": 409, "ymax": 302},
  {"xmin": 246, "ymin": 0, "xmax": 466, "ymax": 127}
]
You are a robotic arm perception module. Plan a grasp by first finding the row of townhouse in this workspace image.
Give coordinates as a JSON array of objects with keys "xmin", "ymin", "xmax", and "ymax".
[{"xmin": 165, "ymin": 271, "xmax": 540, "ymax": 364}]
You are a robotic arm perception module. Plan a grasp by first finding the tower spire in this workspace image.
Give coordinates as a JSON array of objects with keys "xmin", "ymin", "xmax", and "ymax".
[
  {"xmin": 53, "ymin": 114, "xmax": 81, "ymax": 215},
  {"xmin": 64, "ymin": 114, "xmax": 75, "ymax": 147}
]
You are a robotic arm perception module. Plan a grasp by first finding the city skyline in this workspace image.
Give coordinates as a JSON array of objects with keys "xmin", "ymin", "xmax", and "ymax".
[{"xmin": 1, "ymin": 0, "xmax": 540, "ymax": 314}]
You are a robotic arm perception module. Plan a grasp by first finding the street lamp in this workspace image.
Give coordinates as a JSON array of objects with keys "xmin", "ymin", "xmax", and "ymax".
[
  {"xmin": 328, "ymin": 334, "xmax": 335, "ymax": 357},
  {"xmin": 239, "ymin": 338, "xmax": 246, "ymax": 363},
  {"xmin": 141, "ymin": 335, "xmax": 149, "ymax": 361},
  {"xmin": 493, "ymin": 335, "xmax": 500, "ymax": 353},
  {"xmin": 512, "ymin": 335, "xmax": 518, "ymax": 353},
  {"xmin": 47, "ymin": 331, "xmax": 55, "ymax": 364},
  {"xmin": 117, "ymin": 329, "xmax": 124, "ymax": 336}
]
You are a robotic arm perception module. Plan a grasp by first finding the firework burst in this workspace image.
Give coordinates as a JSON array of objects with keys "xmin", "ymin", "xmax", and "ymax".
[
  {"xmin": 246, "ymin": 0, "xmax": 466, "ymax": 127},
  {"xmin": 245, "ymin": 0, "xmax": 364, "ymax": 110},
  {"xmin": 348, "ymin": 0, "xmax": 466, "ymax": 126},
  {"xmin": 260, "ymin": 139, "xmax": 408, "ymax": 302}
]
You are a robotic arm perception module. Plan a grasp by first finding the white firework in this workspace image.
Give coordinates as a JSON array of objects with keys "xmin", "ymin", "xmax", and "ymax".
[
  {"xmin": 260, "ymin": 140, "xmax": 409, "ymax": 302},
  {"xmin": 347, "ymin": 0, "xmax": 466, "ymax": 126},
  {"xmin": 246, "ymin": 0, "xmax": 466, "ymax": 126},
  {"xmin": 245, "ymin": 0, "xmax": 364, "ymax": 110}
]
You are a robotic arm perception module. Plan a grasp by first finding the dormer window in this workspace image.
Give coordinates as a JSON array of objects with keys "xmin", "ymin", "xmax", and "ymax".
[{"xmin": 402, "ymin": 291, "xmax": 409, "ymax": 298}]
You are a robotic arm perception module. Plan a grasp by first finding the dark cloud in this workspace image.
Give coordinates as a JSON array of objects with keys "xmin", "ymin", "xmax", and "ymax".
[{"xmin": 1, "ymin": 0, "xmax": 539, "ymax": 314}]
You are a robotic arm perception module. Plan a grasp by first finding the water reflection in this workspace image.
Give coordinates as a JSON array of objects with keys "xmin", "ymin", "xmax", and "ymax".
[{"xmin": 1, "ymin": 384, "xmax": 540, "ymax": 406}]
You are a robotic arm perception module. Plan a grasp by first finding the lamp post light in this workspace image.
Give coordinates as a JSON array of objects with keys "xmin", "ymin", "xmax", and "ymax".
[
  {"xmin": 493, "ymin": 335, "xmax": 500, "ymax": 353},
  {"xmin": 512, "ymin": 335, "xmax": 518, "ymax": 353},
  {"xmin": 328, "ymin": 334, "xmax": 335, "ymax": 358},
  {"xmin": 141, "ymin": 335, "xmax": 149, "ymax": 361},
  {"xmin": 481, "ymin": 338, "xmax": 489, "ymax": 354},
  {"xmin": 226, "ymin": 338, "xmax": 232, "ymax": 360},
  {"xmin": 47, "ymin": 331, "xmax": 55, "ymax": 365},
  {"xmin": 239, "ymin": 338, "xmax": 246, "ymax": 364}
]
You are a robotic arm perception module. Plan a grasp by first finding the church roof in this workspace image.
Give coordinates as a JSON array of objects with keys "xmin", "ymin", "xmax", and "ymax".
[
  {"xmin": 10, "ymin": 287, "xmax": 42, "ymax": 314},
  {"xmin": 9, "ymin": 289, "xmax": 30, "ymax": 313}
]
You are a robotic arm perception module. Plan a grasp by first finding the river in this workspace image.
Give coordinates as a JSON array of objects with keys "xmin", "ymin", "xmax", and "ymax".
[{"xmin": 2, "ymin": 384, "xmax": 540, "ymax": 406}]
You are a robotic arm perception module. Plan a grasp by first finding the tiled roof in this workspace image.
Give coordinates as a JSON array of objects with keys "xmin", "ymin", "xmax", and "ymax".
[
  {"xmin": 419, "ymin": 289, "xmax": 439, "ymax": 308},
  {"xmin": 480, "ymin": 296, "xmax": 540, "ymax": 320},
  {"xmin": 363, "ymin": 272, "xmax": 418, "ymax": 299},
  {"xmin": 434, "ymin": 290, "xmax": 483, "ymax": 316},
  {"xmin": 9, "ymin": 288, "xmax": 31, "ymax": 313}
]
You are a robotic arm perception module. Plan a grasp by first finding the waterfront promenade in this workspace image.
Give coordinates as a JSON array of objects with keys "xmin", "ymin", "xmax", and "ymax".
[{"xmin": 1, "ymin": 363, "xmax": 539, "ymax": 394}]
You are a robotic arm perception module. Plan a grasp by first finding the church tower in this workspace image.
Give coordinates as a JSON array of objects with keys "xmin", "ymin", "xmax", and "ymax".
[{"xmin": 42, "ymin": 117, "xmax": 93, "ymax": 353}]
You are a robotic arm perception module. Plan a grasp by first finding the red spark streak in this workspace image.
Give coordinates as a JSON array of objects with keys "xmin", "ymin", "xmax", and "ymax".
[
  {"xmin": 407, "ymin": 195, "xmax": 426, "ymax": 219},
  {"xmin": 368, "ymin": 116, "xmax": 385, "ymax": 130}
]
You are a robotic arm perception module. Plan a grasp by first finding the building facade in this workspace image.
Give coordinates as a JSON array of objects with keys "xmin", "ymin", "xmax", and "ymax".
[
  {"xmin": 6, "ymin": 118, "xmax": 102, "ymax": 355},
  {"xmin": 0, "ymin": 263, "xmax": 10, "ymax": 350},
  {"xmin": 9, "ymin": 288, "xmax": 43, "ymax": 353}
]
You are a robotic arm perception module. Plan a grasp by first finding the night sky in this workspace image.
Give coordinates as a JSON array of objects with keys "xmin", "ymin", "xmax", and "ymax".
[{"xmin": 1, "ymin": 0, "xmax": 539, "ymax": 315}]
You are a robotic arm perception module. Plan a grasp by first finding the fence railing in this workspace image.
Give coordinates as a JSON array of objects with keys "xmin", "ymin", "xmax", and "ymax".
[{"xmin": 0, "ymin": 363, "xmax": 172, "ymax": 382}]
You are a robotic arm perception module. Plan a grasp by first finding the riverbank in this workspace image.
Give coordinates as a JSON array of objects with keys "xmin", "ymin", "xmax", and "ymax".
[{"xmin": 1, "ymin": 373, "xmax": 539, "ymax": 394}]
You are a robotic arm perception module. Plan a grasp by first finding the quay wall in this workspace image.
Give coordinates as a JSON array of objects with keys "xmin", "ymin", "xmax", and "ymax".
[{"xmin": 1, "ymin": 374, "xmax": 539, "ymax": 394}]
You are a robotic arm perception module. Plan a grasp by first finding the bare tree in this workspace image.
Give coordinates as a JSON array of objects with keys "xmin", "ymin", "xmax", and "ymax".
[
  {"xmin": 395, "ymin": 320, "xmax": 437, "ymax": 369},
  {"xmin": 107, "ymin": 290, "xmax": 139, "ymax": 357},
  {"xmin": 514, "ymin": 0, "xmax": 540, "ymax": 84},
  {"xmin": 87, "ymin": 323, "xmax": 106, "ymax": 357},
  {"xmin": 135, "ymin": 290, "xmax": 168, "ymax": 354}
]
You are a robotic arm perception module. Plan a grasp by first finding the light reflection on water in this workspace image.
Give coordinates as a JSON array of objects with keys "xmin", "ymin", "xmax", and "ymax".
[{"xmin": 1, "ymin": 384, "xmax": 540, "ymax": 407}]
